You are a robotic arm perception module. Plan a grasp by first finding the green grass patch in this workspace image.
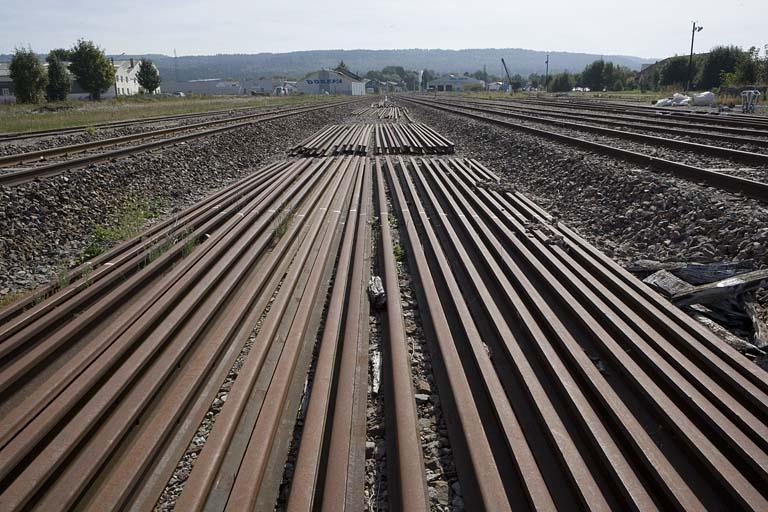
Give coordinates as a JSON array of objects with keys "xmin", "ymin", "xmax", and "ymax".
[
  {"xmin": 181, "ymin": 232, "xmax": 199, "ymax": 258},
  {"xmin": 82, "ymin": 196, "xmax": 165, "ymax": 261},
  {"xmin": 393, "ymin": 244, "xmax": 405, "ymax": 262},
  {"xmin": 0, "ymin": 94, "xmax": 331, "ymax": 134},
  {"xmin": 0, "ymin": 290, "xmax": 27, "ymax": 308},
  {"xmin": 146, "ymin": 236, "xmax": 175, "ymax": 265},
  {"xmin": 56, "ymin": 266, "xmax": 71, "ymax": 290},
  {"xmin": 271, "ymin": 205, "xmax": 297, "ymax": 246}
]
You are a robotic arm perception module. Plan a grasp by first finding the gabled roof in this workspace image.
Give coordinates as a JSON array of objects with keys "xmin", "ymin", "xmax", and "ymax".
[{"xmin": 334, "ymin": 67, "xmax": 362, "ymax": 82}]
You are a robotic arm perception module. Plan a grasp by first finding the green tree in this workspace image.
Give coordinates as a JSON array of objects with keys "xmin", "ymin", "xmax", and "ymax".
[
  {"xmin": 527, "ymin": 73, "xmax": 542, "ymax": 88},
  {"xmin": 421, "ymin": 69, "xmax": 436, "ymax": 89},
  {"xmin": 733, "ymin": 46, "xmax": 760, "ymax": 85},
  {"xmin": 581, "ymin": 59, "xmax": 605, "ymax": 91},
  {"xmin": 510, "ymin": 73, "xmax": 524, "ymax": 91},
  {"xmin": 382, "ymin": 66, "xmax": 407, "ymax": 81},
  {"xmin": 659, "ymin": 56, "xmax": 691, "ymax": 87},
  {"xmin": 69, "ymin": 40, "xmax": 114, "ymax": 100},
  {"xmin": 47, "ymin": 48, "xmax": 73, "ymax": 62},
  {"xmin": 137, "ymin": 59, "xmax": 161, "ymax": 93},
  {"xmin": 551, "ymin": 72, "xmax": 573, "ymax": 92},
  {"xmin": 9, "ymin": 47, "xmax": 47, "ymax": 103},
  {"xmin": 699, "ymin": 46, "xmax": 741, "ymax": 89},
  {"xmin": 46, "ymin": 56, "xmax": 71, "ymax": 101}
]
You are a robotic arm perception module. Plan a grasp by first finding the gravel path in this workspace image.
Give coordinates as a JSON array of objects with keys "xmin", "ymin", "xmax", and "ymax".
[{"xmin": 0, "ymin": 104, "xmax": 355, "ymax": 298}]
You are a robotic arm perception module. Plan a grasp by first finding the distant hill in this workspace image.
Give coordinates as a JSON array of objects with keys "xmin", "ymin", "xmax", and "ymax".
[{"xmin": 0, "ymin": 48, "xmax": 656, "ymax": 81}]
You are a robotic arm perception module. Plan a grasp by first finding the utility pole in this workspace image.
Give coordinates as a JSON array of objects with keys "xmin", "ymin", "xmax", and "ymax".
[
  {"xmin": 687, "ymin": 21, "xmax": 703, "ymax": 92},
  {"xmin": 544, "ymin": 54, "xmax": 550, "ymax": 93},
  {"xmin": 111, "ymin": 58, "xmax": 119, "ymax": 98}
]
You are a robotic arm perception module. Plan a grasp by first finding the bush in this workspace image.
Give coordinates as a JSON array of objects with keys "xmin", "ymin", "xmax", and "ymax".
[
  {"xmin": 550, "ymin": 72, "xmax": 573, "ymax": 92},
  {"xmin": 46, "ymin": 56, "xmax": 71, "ymax": 101},
  {"xmin": 137, "ymin": 59, "xmax": 161, "ymax": 94},
  {"xmin": 9, "ymin": 47, "xmax": 47, "ymax": 103},
  {"xmin": 660, "ymin": 56, "xmax": 691, "ymax": 88},
  {"xmin": 699, "ymin": 46, "xmax": 741, "ymax": 89}
]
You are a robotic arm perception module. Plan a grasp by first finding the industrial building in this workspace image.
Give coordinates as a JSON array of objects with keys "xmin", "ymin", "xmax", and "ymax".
[
  {"xmin": 297, "ymin": 67, "xmax": 365, "ymax": 96},
  {"xmin": 427, "ymin": 75, "xmax": 485, "ymax": 92},
  {"xmin": 246, "ymin": 78, "xmax": 298, "ymax": 96},
  {"xmin": 161, "ymin": 79, "xmax": 241, "ymax": 96}
]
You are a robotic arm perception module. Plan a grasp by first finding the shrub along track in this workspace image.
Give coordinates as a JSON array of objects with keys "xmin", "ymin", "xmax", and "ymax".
[{"xmin": 0, "ymin": 118, "xmax": 766, "ymax": 511}]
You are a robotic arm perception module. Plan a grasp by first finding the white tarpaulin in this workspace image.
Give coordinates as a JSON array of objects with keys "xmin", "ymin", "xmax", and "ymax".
[{"xmin": 692, "ymin": 91, "xmax": 715, "ymax": 106}]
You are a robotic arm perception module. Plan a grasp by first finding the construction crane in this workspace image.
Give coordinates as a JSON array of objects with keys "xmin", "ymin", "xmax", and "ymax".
[{"xmin": 501, "ymin": 58, "xmax": 514, "ymax": 94}]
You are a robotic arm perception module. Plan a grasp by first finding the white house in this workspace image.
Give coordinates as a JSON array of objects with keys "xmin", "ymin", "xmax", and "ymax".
[{"xmin": 105, "ymin": 59, "xmax": 161, "ymax": 97}]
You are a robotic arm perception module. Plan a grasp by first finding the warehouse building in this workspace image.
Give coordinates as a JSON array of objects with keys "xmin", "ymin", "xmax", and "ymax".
[
  {"xmin": 428, "ymin": 75, "xmax": 485, "ymax": 92},
  {"xmin": 246, "ymin": 78, "xmax": 298, "ymax": 96},
  {"xmin": 162, "ymin": 78, "xmax": 242, "ymax": 96},
  {"xmin": 297, "ymin": 66, "xmax": 365, "ymax": 96}
]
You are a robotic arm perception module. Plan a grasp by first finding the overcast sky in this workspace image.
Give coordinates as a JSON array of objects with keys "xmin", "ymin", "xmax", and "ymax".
[{"xmin": 2, "ymin": 0, "xmax": 765, "ymax": 58}]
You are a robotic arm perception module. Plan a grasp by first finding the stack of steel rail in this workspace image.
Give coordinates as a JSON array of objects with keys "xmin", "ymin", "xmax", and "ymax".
[
  {"xmin": 378, "ymin": 155, "xmax": 767, "ymax": 511},
  {"xmin": 352, "ymin": 103, "xmax": 409, "ymax": 120},
  {"xmin": 0, "ymin": 156, "xmax": 375, "ymax": 511},
  {"xmin": 373, "ymin": 122, "xmax": 454, "ymax": 155},
  {"xmin": 2, "ymin": 120, "xmax": 766, "ymax": 511},
  {"xmin": 289, "ymin": 124, "xmax": 373, "ymax": 156}
]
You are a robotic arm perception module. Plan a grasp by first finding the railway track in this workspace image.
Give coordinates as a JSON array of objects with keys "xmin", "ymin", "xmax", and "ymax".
[
  {"xmin": 1, "ymin": 115, "xmax": 766, "ymax": 510},
  {"xmin": 0, "ymin": 100, "xmax": 336, "ymax": 143},
  {"xmin": 413, "ymin": 97, "xmax": 768, "ymax": 164},
  {"xmin": 403, "ymin": 96, "xmax": 768, "ymax": 202},
  {"xmin": 514, "ymin": 96, "xmax": 768, "ymax": 130},
  {"xmin": 432, "ymin": 96, "xmax": 768, "ymax": 146},
  {"xmin": 0, "ymin": 99, "xmax": 359, "ymax": 187}
]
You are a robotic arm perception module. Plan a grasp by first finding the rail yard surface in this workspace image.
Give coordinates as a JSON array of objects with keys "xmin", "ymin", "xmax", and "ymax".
[{"xmin": 1, "ymin": 95, "xmax": 767, "ymax": 511}]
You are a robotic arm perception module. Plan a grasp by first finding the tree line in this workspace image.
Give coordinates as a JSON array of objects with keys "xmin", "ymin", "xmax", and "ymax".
[
  {"xmin": 640, "ymin": 45, "xmax": 768, "ymax": 91},
  {"xmin": 9, "ymin": 40, "xmax": 161, "ymax": 103},
  {"xmin": 433, "ymin": 45, "xmax": 767, "ymax": 93}
]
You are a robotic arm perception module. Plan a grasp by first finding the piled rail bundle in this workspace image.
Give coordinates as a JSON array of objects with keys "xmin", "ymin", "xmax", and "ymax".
[
  {"xmin": 290, "ymin": 124, "xmax": 373, "ymax": 156},
  {"xmin": 2, "ymin": 135, "xmax": 767, "ymax": 510},
  {"xmin": 351, "ymin": 103, "xmax": 409, "ymax": 121},
  {"xmin": 379, "ymin": 155, "xmax": 768, "ymax": 511},
  {"xmin": 0, "ymin": 156, "xmax": 374, "ymax": 511},
  {"xmin": 373, "ymin": 122, "xmax": 454, "ymax": 155}
]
